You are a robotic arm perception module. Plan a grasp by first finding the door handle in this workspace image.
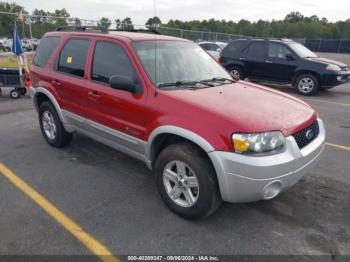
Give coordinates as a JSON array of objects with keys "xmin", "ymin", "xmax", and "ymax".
[
  {"xmin": 51, "ymin": 80, "xmax": 61, "ymax": 87},
  {"xmin": 88, "ymin": 91, "xmax": 101, "ymax": 101},
  {"xmin": 265, "ymin": 60, "xmax": 273, "ymax": 63},
  {"xmin": 239, "ymin": 57, "xmax": 246, "ymax": 61}
]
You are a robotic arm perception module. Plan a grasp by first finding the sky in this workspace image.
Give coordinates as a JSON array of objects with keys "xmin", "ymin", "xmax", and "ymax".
[{"xmin": 14, "ymin": 0, "xmax": 350, "ymax": 25}]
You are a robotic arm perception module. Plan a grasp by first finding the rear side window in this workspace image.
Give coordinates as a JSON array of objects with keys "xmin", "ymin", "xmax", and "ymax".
[
  {"xmin": 242, "ymin": 42, "xmax": 266, "ymax": 59},
  {"xmin": 222, "ymin": 40, "xmax": 246, "ymax": 56},
  {"xmin": 92, "ymin": 41, "xmax": 137, "ymax": 84},
  {"xmin": 57, "ymin": 39, "xmax": 90, "ymax": 77},
  {"xmin": 33, "ymin": 37, "xmax": 60, "ymax": 67}
]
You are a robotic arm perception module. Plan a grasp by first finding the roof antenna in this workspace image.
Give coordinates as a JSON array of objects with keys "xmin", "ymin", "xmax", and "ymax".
[{"xmin": 154, "ymin": 0, "xmax": 158, "ymax": 97}]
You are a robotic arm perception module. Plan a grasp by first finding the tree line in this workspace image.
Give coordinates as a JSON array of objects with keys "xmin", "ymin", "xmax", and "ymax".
[{"xmin": 1, "ymin": 2, "xmax": 350, "ymax": 39}]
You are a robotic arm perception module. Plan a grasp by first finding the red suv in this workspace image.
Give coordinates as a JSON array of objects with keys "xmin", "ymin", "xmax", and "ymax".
[{"xmin": 30, "ymin": 27, "xmax": 326, "ymax": 219}]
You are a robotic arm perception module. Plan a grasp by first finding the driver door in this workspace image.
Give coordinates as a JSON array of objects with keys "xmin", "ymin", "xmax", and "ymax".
[{"xmin": 264, "ymin": 42, "xmax": 297, "ymax": 82}]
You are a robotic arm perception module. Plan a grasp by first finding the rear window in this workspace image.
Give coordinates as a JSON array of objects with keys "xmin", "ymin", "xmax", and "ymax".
[
  {"xmin": 57, "ymin": 39, "xmax": 90, "ymax": 78},
  {"xmin": 33, "ymin": 37, "xmax": 60, "ymax": 67}
]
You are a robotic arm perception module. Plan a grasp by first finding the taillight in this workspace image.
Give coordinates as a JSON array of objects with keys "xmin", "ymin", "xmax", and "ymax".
[{"xmin": 218, "ymin": 56, "xmax": 221, "ymax": 64}]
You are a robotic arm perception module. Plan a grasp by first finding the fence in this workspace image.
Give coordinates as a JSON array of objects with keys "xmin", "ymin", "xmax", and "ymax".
[
  {"xmin": 158, "ymin": 28, "xmax": 350, "ymax": 53},
  {"xmin": 1, "ymin": 11, "xmax": 350, "ymax": 53}
]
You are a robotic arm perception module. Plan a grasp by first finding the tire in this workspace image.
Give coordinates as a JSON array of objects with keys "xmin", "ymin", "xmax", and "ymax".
[
  {"xmin": 39, "ymin": 101, "xmax": 72, "ymax": 148},
  {"xmin": 228, "ymin": 66, "xmax": 244, "ymax": 80},
  {"xmin": 10, "ymin": 90, "xmax": 20, "ymax": 99},
  {"xmin": 155, "ymin": 142, "xmax": 222, "ymax": 220},
  {"xmin": 294, "ymin": 73, "xmax": 319, "ymax": 96}
]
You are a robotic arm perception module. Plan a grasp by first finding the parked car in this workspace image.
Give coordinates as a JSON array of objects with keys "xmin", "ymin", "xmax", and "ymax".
[
  {"xmin": 0, "ymin": 42, "xmax": 5, "ymax": 52},
  {"xmin": 215, "ymin": 41, "xmax": 228, "ymax": 49},
  {"xmin": 0, "ymin": 38, "xmax": 11, "ymax": 52},
  {"xmin": 32, "ymin": 38, "xmax": 40, "ymax": 51},
  {"xmin": 29, "ymin": 27, "xmax": 325, "ymax": 219},
  {"xmin": 3, "ymin": 39, "xmax": 13, "ymax": 52},
  {"xmin": 220, "ymin": 38, "xmax": 350, "ymax": 95},
  {"xmin": 197, "ymin": 41, "xmax": 224, "ymax": 61}
]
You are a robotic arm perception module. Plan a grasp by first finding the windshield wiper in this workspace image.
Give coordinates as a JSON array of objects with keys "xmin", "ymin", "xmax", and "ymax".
[
  {"xmin": 201, "ymin": 77, "xmax": 236, "ymax": 84},
  {"xmin": 157, "ymin": 80, "xmax": 214, "ymax": 89}
]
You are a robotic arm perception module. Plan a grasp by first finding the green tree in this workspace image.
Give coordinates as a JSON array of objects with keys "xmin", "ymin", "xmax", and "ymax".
[
  {"xmin": 98, "ymin": 17, "xmax": 111, "ymax": 29},
  {"xmin": 284, "ymin": 11, "xmax": 304, "ymax": 23},
  {"xmin": 0, "ymin": 2, "xmax": 27, "ymax": 37},
  {"xmin": 121, "ymin": 17, "xmax": 133, "ymax": 30},
  {"xmin": 145, "ymin": 16, "xmax": 162, "ymax": 26},
  {"xmin": 52, "ymin": 8, "xmax": 70, "ymax": 27}
]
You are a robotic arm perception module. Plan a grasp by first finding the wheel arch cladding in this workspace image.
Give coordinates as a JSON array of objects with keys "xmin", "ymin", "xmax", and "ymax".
[
  {"xmin": 34, "ymin": 88, "xmax": 65, "ymax": 123},
  {"xmin": 293, "ymin": 70, "xmax": 321, "ymax": 85},
  {"xmin": 147, "ymin": 126, "xmax": 215, "ymax": 167}
]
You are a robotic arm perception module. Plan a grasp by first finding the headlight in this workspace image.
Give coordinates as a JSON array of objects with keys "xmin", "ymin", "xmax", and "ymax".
[
  {"xmin": 232, "ymin": 131, "xmax": 285, "ymax": 154},
  {"xmin": 326, "ymin": 64, "xmax": 341, "ymax": 71}
]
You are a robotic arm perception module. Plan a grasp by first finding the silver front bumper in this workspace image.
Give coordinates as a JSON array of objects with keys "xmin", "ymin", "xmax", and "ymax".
[{"xmin": 209, "ymin": 119, "xmax": 326, "ymax": 203}]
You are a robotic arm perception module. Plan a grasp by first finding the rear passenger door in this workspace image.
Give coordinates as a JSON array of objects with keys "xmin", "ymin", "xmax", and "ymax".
[
  {"xmin": 240, "ymin": 41, "xmax": 267, "ymax": 79},
  {"xmin": 51, "ymin": 38, "xmax": 91, "ymax": 119},
  {"xmin": 83, "ymin": 39, "xmax": 148, "ymax": 146}
]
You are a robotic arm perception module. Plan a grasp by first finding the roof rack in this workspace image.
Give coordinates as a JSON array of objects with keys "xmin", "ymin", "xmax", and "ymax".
[
  {"xmin": 54, "ymin": 26, "xmax": 161, "ymax": 35},
  {"xmin": 55, "ymin": 26, "xmax": 108, "ymax": 33},
  {"xmin": 109, "ymin": 28, "xmax": 161, "ymax": 35}
]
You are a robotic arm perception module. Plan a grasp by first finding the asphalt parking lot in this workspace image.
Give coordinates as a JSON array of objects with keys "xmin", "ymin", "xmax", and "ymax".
[{"xmin": 0, "ymin": 82, "xmax": 349, "ymax": 259}]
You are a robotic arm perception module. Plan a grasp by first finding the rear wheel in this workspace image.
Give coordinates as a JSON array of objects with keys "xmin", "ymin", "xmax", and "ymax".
[
  {"xmin": 294, "ymin": 73, "xmax": 319, "ymax": 96},
  {"xmin": 39, "ymin": 101, "xmax": 72, "ymax": 148},
  {"xmin": 155, "ymin": 142, "xmax": 222, "ymax": 220},
  {"xmin": 228, "ymin": 66, "xmax": 243, "ymax": 80}
]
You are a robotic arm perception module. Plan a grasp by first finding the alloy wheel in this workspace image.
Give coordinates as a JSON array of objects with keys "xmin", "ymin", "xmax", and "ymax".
[
  {"xmin": 42, "ymin": 111, "xmax": 57, "ymax": 140},
  {"xmin": 163, "ymin": 160, "xmax": 199, "ymax": 208},
  {"xmin": 298, "ymin": 77, "xmax": 315, "ymax": 94},
  {"xmin": 230, "ymin": 69, "xmax": 241, "ymax": 79}
]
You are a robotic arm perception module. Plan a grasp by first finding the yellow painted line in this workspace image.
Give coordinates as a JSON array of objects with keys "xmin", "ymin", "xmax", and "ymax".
[
  {"xmin": 303, "ymin": 98, "xmax": 350, "ymax": 107},
  {"xmin": 326, "ymin": 142, "xmax": 350, "ymax": 152},
  {"xmin": 0, "ymin": 162, "xmax": 120, "ymax": 262}
]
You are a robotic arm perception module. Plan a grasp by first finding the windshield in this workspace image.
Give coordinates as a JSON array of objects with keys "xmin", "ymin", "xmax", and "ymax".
[
  {"xmin": 133, "ymin": 40, "xmax": 231, "ymax": 88},
  {"xmin": 288, "ymin": 42, "xmax": 317, "ymax": 58}
]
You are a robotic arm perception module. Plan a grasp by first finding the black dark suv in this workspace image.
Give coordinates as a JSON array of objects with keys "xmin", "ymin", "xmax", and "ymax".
[{"xmin": 220, "ymin": 38, "xmax": 350, "ymax": 95}]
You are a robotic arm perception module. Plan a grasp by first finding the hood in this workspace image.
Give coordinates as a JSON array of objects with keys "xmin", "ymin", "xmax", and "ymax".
[
  {"xmin": 308, "ymin": 57, "xmax": 348, "ymax": 68},
  {"xmin": 163, "ymin": 81, "xmax": 317, "ymax": 136}
]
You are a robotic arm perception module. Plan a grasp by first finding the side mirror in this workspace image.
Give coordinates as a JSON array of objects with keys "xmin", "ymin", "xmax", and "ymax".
[
  {"xmin": 109, "ymin": 75, "xmax": 142, "ymax": 94},
  {"xmin": 286, "ymin": 54, "xmax": 295, "ymax": 61}
]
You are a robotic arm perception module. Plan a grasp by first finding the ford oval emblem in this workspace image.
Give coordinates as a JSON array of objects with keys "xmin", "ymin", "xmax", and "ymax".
[{"xmin": 305, "ymin": 129, "xmax": 314, "ymax": 140}]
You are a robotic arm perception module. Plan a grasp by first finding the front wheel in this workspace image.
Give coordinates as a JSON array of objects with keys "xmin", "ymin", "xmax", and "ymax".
[
  {"xmin": 155, "ymin": 143, "xmax": 222, "ymax": 220},
  {"xmin": 294, "ymin": 74, "xmax": 319, "ymax": 96}
]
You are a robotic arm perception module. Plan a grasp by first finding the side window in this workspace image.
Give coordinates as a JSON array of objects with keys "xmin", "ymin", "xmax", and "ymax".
[
  {"xmin": 92, "ymin": 41, "xmax": 137, "ymax": 84},
  {"xmin": 222, "ymin": 41, "xmax": 245, "ymax": 56},
  {"xmin": 268, "ymin": 43, "xmax": 293, "ymax": 59},
  {"xmin": 57, "ymin": 39, "xmax": 90, "ymax": 77},
  {"xmin": 33, "ymin": 37, "xmax": 60, "ymax": 67},
  {"xmin": 242, "ymin": 42, "xmax": 266, "ymax": 59}
]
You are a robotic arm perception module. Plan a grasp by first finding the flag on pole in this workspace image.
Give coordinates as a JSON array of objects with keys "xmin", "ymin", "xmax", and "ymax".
[{"xmin": 12, "ymin": 22, "xmax": 23, "ymax": 55}]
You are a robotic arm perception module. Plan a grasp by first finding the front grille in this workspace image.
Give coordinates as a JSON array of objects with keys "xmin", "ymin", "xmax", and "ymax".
[{"xmin": 292, "ymin": 120, "xmax": 319, "ymax": 149}]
